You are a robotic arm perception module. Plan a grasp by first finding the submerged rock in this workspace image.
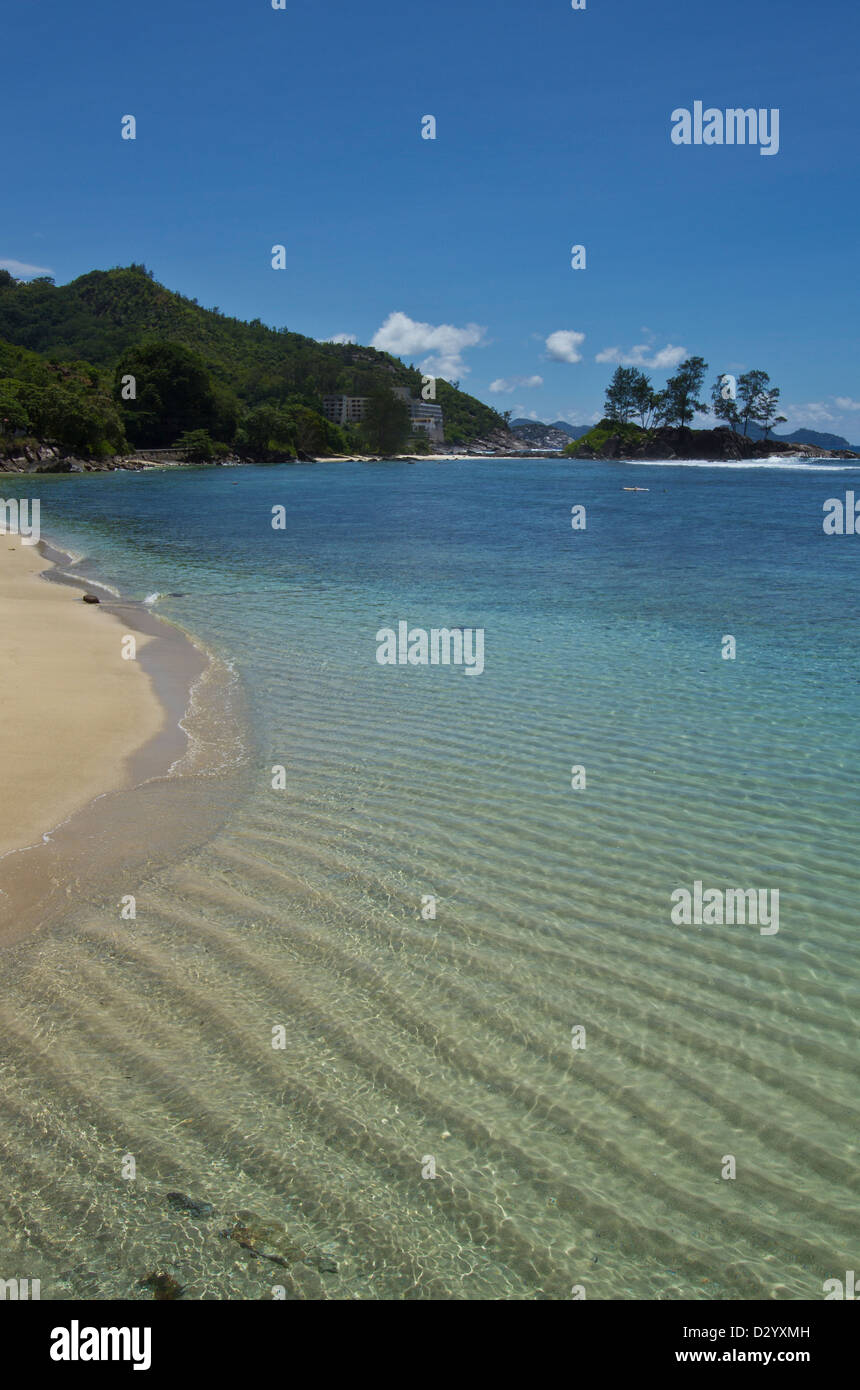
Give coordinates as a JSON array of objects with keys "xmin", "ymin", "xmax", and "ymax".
[
  {"xmin": 220, "ymin": 1220, "xmax": 294, "ymax": 1267},
  {"xmin": 166, "ymin": 1191, "xmax": 214, "ymax": 1218},
  {"xmin": 219, "ymin": 1214, "xmax": 340, "ymax": 1277},
  {"xmin": 220, "ymin": 1214, "xmax": 316, "ymax": 1267},
  {"xmin": 140, "ymin": 1270, "xmax": 184, "ymax": 1300}
]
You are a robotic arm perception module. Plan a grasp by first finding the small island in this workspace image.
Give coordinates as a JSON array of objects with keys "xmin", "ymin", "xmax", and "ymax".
[{"xmin": 564, "ymin": 360, "xmax": 859, "ymax": 461}]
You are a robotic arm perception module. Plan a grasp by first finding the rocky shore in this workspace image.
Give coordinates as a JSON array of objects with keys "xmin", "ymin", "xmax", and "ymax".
[
  {"xmin": 4, "ymin": 425, "xmax": 857, "ymax": 473},
  {"xmin": 0, "ymin": 444, "xmax": 204, "ymax": 473}
]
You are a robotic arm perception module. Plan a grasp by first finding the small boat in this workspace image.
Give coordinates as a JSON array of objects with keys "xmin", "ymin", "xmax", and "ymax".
[{"xmin": 622, "ymin": 486, "xmax": 649, "ymax": 491}]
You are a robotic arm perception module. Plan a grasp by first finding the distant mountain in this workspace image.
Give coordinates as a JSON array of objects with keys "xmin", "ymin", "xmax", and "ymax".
[
  {"xmin": 739, "ymin": 423, "xmax": 858, "ymax": 453},
  {"xmin": 511, "ymin": 417, "xmax": 592, "ymax": 440},
  {"xmin": 509, "ymin": 420, "xmax": 569, "ymax": 449},
  {"xmin": 549, "ymin": 420, "xmax": 593, "ymax": 439}
]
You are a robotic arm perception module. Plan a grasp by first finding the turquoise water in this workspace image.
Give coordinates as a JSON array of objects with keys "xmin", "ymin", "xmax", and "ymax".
[{"xmin": 0, "ymin": 457, "xmax": 857, "ymax": 1299}]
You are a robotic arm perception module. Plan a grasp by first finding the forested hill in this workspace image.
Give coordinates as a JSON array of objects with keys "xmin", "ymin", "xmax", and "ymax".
[{"xmin": 0, "ymin": 265, "xmax": 506, "ymax": 458}]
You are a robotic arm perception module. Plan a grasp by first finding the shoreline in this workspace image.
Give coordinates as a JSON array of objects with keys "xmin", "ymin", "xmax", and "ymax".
[
  {"xmin": 0, "ymin": 538, "xmax": 166, "ymax": 860},
  {"xmin": 3, "ymin": 448, "xmax": 858, "ymax": 472},
  {"xmin": 37, "ymin": 540, "xmax": 209, "ymax": 785},
  {"xmin": 0, "ymin": 534, "xmax": 232, "ymax": 946}
]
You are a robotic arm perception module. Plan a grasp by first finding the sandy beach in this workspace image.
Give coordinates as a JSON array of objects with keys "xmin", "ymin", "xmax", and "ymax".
[{"xmin": 0, "ymin": 537, "xmax": 166, "ymax": 859}]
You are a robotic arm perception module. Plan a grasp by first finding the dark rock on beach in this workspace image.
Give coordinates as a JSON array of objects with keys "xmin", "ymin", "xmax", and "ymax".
[{"xmin": 81, "ymin": 593, "xmax": 100, "ymax": 604}]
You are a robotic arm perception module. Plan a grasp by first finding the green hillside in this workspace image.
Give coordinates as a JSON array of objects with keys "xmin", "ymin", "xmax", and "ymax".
[
  {"xmin": 0, "ymin": 336, "xmax": 126, "ymax": 456},
  {"xmin": 0, "ymin": 266, "xmax": 506, "ymax": 458}
]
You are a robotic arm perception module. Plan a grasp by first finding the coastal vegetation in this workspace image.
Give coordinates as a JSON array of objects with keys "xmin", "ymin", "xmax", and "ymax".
[
  {"xmin": 0, "ymin": 337, "xmax": 126, "ymax": 456},
  {"xmin": 564, "ymin": 356, "xmax": 797, "ymax": 460},
  {"xmin": 598, "ymin": 356, "xmax": 784, "ymax": 436},
  {"xmin": 0, "ymin": 266, "xmax": 507, "ymax": 460}
]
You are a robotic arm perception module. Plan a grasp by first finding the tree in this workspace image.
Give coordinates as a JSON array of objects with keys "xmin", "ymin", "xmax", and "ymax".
[
  {"xmin": 237, "ymin": 403, "xmax": 279, "ymax": 456},
  {"xmin": 630, "ymin": 370, "xmax": 662, "ymax": 428},
  {"xmin": 176, "ymin": 429, "xmax": 218, "ymax": 461},
  {"xmin": 115, "ymin": 341, "xmax": 221, "ymax": 447},
  {"xmin": 37, "ymin": 384, "xmax": 124, "ymax": 454},
  {"xmin": 282, "ymin": 404, "xmax": 337, "ymax": 456},
  {"xmin": 756, "ymin": 386, "xmax": 786, "ymax": 439},
  {"xmin": 736, "ymin": 370, "xmax": 770, "ymax": 436},
  {"xmin": 604, "ymin": 366, "xmax": 639, "ymax": 423},
  {"xmin": 663, "ymin": 357, "xmax": 708, "ymax": 426},
  {"xmin": 362, "ymin": 387, "xmax": 411, "ymax": 455},
  {"xmin": 650, "ymin": 390, "xmax": 670, "ymax": 428},
  {"xmin": 0, "ymin": 380, "xmax": 33, "ymax": 434},
  {"xmin": 711, "ymin": 373, "xmax": 740, "ymax": 431}
]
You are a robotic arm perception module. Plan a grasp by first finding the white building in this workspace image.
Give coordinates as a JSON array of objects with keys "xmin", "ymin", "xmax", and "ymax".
[
  {"xmin": 393, "ymin": 387, "xmax": 445, "ymax": 443},
  {"xmin": 321, "ymin": 390, "xmax": 445, "ymax": 443},
  {"xmin": 321, "ymin": 395, "xmax": 369, "ymax": 427}
]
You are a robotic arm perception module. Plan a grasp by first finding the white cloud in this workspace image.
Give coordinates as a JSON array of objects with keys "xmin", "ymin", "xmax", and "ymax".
[
  {"xmin": 489, "ymin": 374, "xmax": 543, "ymax": 393},
  {"xmin": 545, "ymin": 330, "xmax": 585, "ymax": 364},
  {"xmin": 0, "ymin": 258, "xmax": 53, "ymax": 278},
  {"xmin": 779, "ymin": 397, "xmax": 860, "ymax": 433},
  {"xmin": 784, "ymin": 402, "xmax": 837, "ymax": 427},
  {"xmin": 554, "ymin": 409, "xmax": 602, "ymax": 426},
  {"xmin": 371, "ymin": 311, "xmax": 486, "ymax": 378},
  {"xmin": 595, "ymin": 342, "xmax": 686, "ymax": 370},
  {"xmin": 323, "ymin": 332, "xmax": 356, "ymax": 345}
]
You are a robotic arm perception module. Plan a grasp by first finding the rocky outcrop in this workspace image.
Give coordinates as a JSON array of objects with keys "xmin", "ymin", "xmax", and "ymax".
[{"xmin": 0, "ymin": 446, "xmax": 244, "ymax": 473}]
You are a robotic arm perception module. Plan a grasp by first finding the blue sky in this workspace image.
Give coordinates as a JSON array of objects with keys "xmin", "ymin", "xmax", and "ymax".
[{"xmin": 3, "ymin": 0, "xmax": 858, "ymax": 436}]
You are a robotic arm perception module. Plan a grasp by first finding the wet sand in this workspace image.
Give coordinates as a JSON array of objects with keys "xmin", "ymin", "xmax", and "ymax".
[
  {"xmin": 0, "ymin": 538, "xmax": 168, "ymax": 858},
  {"xmin": 0, "ymin": 536, "xmax": 227, "ymax": 945}
]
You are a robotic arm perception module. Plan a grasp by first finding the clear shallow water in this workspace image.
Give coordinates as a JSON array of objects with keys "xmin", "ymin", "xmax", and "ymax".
[{"xmin": 0, "ymin": 458, "xmax": 857, "ymax": 1299}]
